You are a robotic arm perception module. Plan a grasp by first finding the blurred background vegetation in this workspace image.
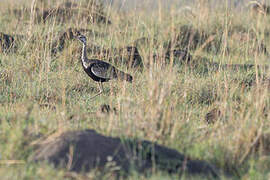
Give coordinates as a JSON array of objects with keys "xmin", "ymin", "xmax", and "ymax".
[{"xmin": 0, "ymin": 0, "xmax": 270, "ymax": 179}]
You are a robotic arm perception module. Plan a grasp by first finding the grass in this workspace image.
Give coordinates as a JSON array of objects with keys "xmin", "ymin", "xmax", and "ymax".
[{"xmin": 1, "ymin": 0, "xmax": 270, "ymax": 179}]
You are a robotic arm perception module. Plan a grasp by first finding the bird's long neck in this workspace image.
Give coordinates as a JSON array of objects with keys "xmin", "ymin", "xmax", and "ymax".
[{"xmin": 81, "ymin": 42, "xmax": 88, "ymax": 69}]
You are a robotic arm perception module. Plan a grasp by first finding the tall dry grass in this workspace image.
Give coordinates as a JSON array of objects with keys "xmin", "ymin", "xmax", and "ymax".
[{"xmin": 0, "ymin": 0, "xmax": 270, "ymax": 179}]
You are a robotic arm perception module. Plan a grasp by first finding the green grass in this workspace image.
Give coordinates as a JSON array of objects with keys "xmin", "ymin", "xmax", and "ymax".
[{"xmin": 1, "ymin": 0, "xmax": 270, "ymax": 179}]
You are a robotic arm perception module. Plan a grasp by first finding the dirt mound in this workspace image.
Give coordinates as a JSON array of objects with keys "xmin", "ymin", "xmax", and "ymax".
[
  {"xmin": 131, "ymin": 37, "xmax": 158, "ymax": 47},
  {"xmin": 167, "ymin": 25, "xmax": 222, "ymax": 53},
  {"xmin": 131, "ymin": 37, "xmax": 192, "ymax": 66},
  {"xmin": 165, "ymin": 49, "xmax": 192, "ymax": 64},
  {"xmin": 205, "ymin": 108, "xmax": 221, "ymax": 124},
  {"xmin": 51, "ymin": 28, "xmax": 102, "ymax": 55},
  {"xmin": 10, "ymin": 1, "xmax": 111, "ymax": 25},
  {"xmin": 168, "ymin": 25, "xmax": 268, "ymax": 55},
  {"xmin": 150, "ymin": 49, "xmax": 192, "ymax": 68},
  {"xmin": 112, "ymin": 46, "xmax": 144, "ymax": 69},
  {"xmin": 37, "ymin": 7, "xmax": 111, "ymax": 25},
  {"xmin": 51, "ymin": 28, "xmax": 143, "ymax": 69},
  {"xmin": 228, "ymin": 30, "xmax": 268, "ymax": 55},
  {"xmin": 252, "ymin": 3, "xmax": 270, "ymax": 15},
  {"xmin": 31, "ymin": 129, "xmax": 219, "ymax": 177},
  {"xmin": 0, "ymin": 32, "xmax": 23, "ymax": 53}
]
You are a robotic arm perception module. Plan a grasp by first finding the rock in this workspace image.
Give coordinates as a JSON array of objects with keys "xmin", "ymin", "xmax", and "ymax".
[{"xmin": 31, "ymin": 129, "xmax": 220, "ymax": 177}]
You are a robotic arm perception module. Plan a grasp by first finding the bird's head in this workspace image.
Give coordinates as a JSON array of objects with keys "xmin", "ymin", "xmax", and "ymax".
[{"xmin": 77, "ymin": 34, "xmax": 87, "ymax": 44}]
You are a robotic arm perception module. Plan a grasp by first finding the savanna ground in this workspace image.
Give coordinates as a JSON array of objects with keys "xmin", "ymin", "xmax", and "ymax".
[{"xmin": 0, "ymin": 0, "xmax": 270, "ymax": 179}]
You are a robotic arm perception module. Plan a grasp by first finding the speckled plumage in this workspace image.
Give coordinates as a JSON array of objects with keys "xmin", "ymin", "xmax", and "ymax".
[
  {"xmin": 77, "ymin": 35, "xmax": 133, "ymax": 98},
  {"xmin": 78, "ymin": 35, "xmax": 133, "ymax": 83}
]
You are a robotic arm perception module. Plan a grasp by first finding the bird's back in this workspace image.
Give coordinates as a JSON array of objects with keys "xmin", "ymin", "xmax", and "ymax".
[
  {"xmin": 77, "ymin": 35, "xmax": 133, "ymax": 83},
  {"xmin": 81, "ymin": 58, "xmax": 110, "ymax": 82},
  {"xmin": 85, "ymin": 58, "xmax": 132, "ymax": 83}
]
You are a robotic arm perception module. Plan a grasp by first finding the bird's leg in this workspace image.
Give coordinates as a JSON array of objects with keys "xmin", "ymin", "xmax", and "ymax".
[
  {"xmin": 90, "ymin": 82, "xmax": 103, "ymax": 99},
  {"xmin": 99, "ymin": 82, "xmax": 104, "ymax": 94}
]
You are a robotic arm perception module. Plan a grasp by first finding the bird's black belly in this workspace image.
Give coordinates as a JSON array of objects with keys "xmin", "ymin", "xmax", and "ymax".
[{"xmin": 83, "ymin": 67, "xmax": 109, "ymax": 82}]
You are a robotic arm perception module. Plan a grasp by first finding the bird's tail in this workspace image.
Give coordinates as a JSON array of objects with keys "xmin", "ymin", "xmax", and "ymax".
[{"xmin": 118, "ymin": 71, "xmax": 133, "ymax": 83}]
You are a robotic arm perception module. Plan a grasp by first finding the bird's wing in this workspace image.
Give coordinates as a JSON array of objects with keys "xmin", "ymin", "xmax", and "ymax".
[{"xmin": 90, "ymin": 61, "xmax": 117, "ymax": 79}]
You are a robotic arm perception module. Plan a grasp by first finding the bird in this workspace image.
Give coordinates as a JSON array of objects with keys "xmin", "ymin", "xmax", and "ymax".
[{"xmin": 77, "ymin": 34, "xmax": 133, "ymax": 99}]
